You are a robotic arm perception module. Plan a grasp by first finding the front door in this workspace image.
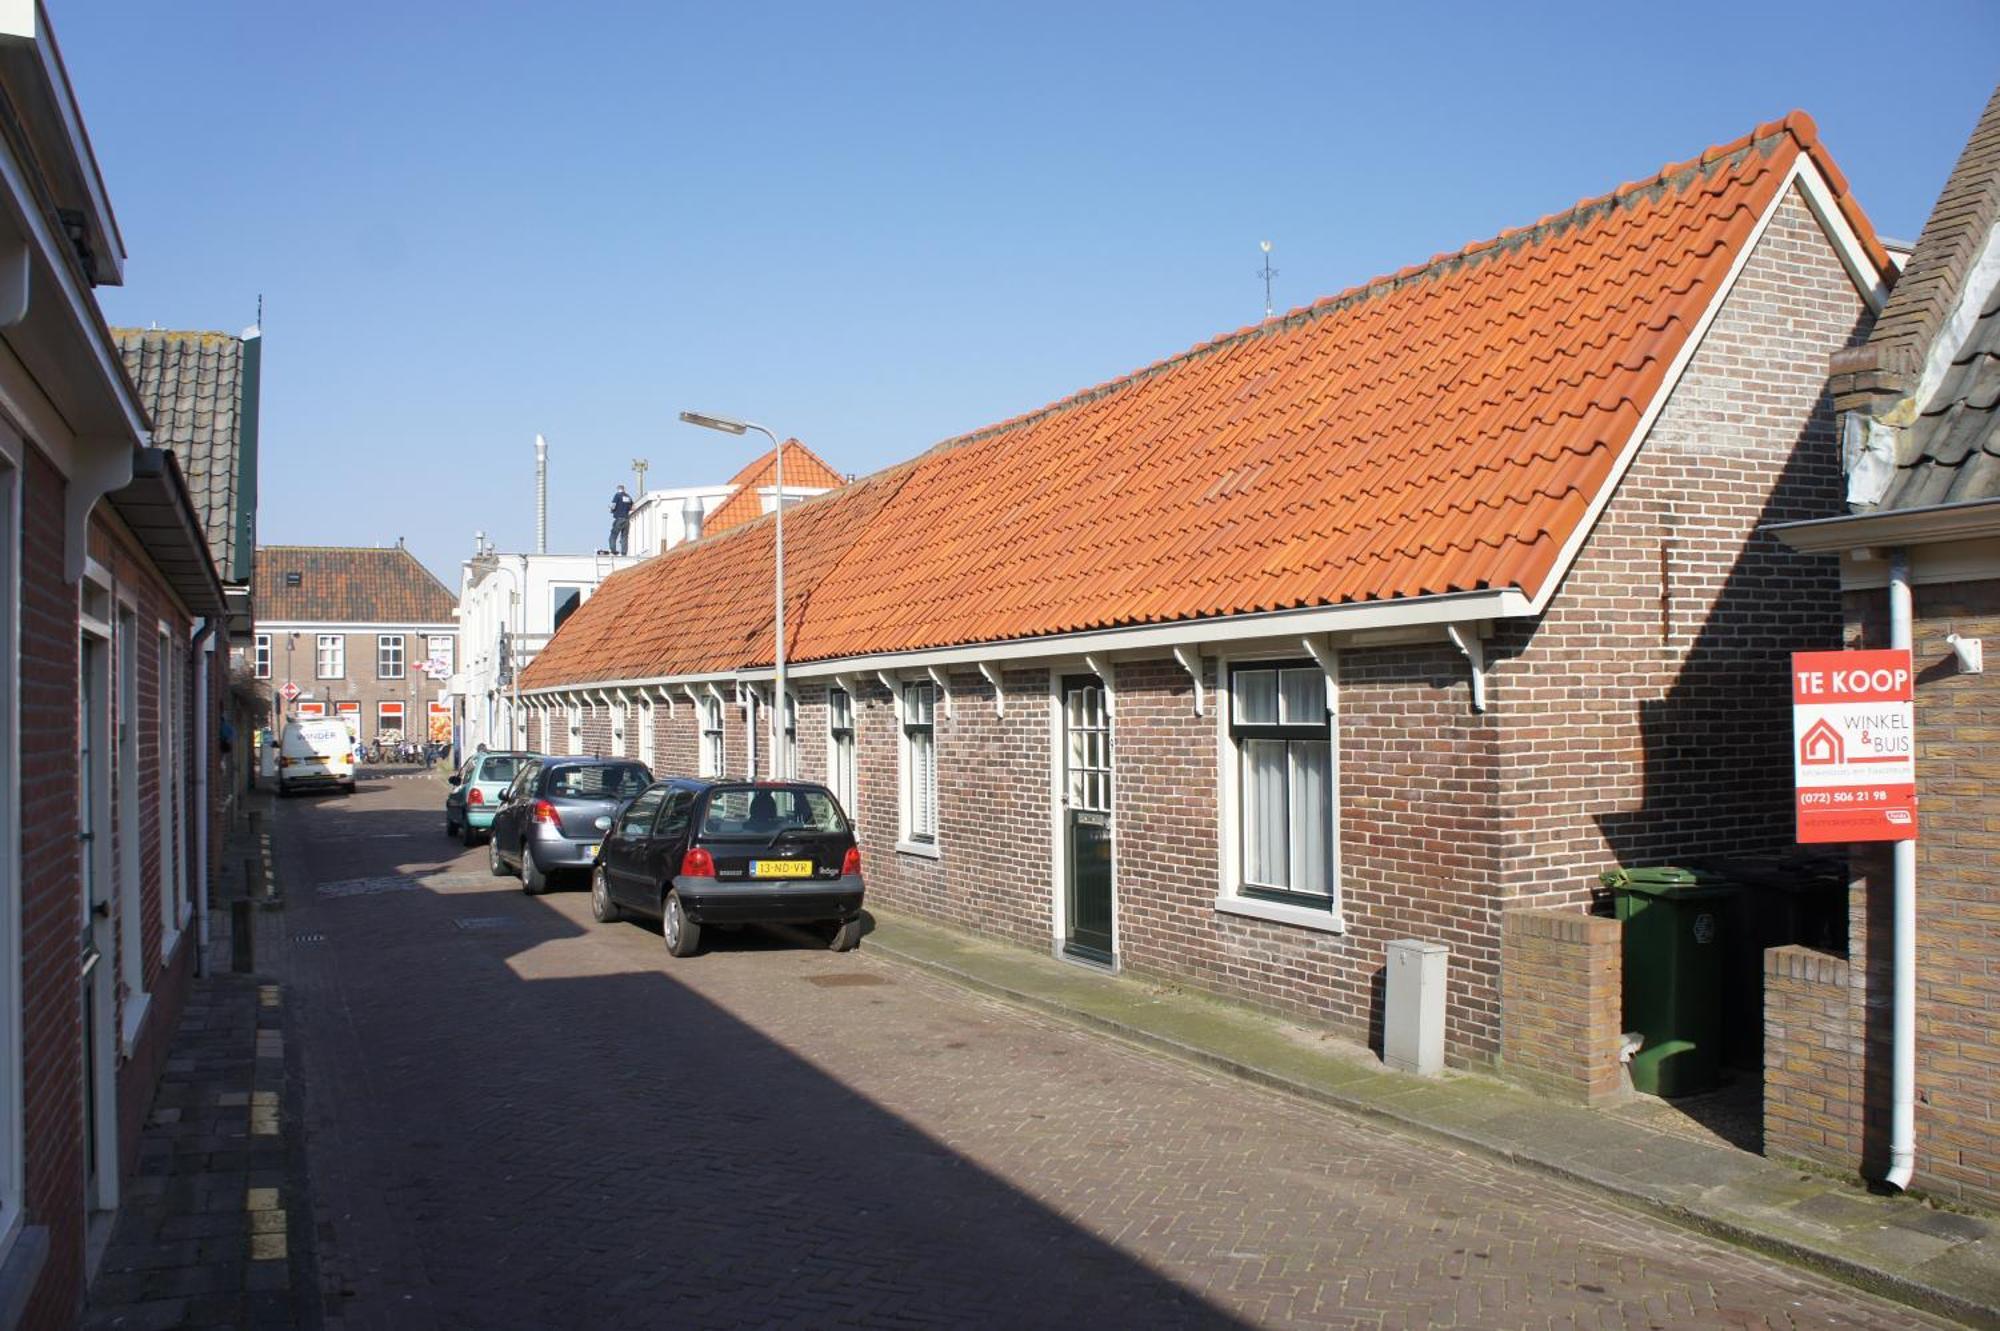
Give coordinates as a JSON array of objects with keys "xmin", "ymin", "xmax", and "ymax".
[
  {"xmin": 1062, "ymin": 675, "xmax": 1114, "ymax": 964},
  {"xmin": 78, "ymin": 631, "xmax": 116, "ymax": 1213}
]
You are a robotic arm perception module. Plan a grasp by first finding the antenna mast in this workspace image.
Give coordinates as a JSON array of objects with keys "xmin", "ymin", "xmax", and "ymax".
[
  {"xmin": 631, "ymin": 457, "xmax": 650, "ymax": 493},
  {"xmin": 1258, "ymin": 240, "xmax": 1278, "ymax": 320}
]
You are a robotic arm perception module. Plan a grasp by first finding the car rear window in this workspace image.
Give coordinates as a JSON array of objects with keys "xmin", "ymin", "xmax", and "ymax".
[
  {"xmin": 478, "ymin": 756, "xmax": 522, "ymax": 783},
  {"xmin": 700, "ymin": 787, "xmax": 848, "ymax": 837},
  {"xmin": 544, "ymin": 764, "xmax": 652, "ymax": 799}
]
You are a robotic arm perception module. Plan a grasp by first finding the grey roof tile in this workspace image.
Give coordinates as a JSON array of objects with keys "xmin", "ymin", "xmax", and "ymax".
[
  {"xmin": 1880, "ymin": 274, "xmax": 2000, "ymax": 509},
  {"xmin": 112, "ymin": 327, "xmax": 250, "ymax": 580}
]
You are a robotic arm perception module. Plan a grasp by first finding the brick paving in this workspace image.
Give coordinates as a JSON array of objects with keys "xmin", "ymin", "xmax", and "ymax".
[
  {"xmin": 81, "ymin": 965, "xmax": 307, "ymax": 1330},
  {"xmin": 271, "ymin": 775, "xmax": 1949, "ymax": 1329}
]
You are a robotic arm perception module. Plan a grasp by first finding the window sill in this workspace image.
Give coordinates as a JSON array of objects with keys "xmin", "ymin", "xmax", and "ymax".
[
  {"xmin": 894, "ymin": 839, "xmax": 941, "ymax": 861},
  {"xmin": 119, "ymin": 990, "xmax": 151, "ymax": 1059},
  {"xmin": 0, "ymin": 1222, "xmax": 48, "ymax": 1331},
  {"xmin": 1213, "ymin": 894, "xmax": 1346, "ymax": 935}
]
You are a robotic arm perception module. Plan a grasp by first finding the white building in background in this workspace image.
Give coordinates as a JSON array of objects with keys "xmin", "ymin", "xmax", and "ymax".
[
  {"xmin": 451, "ymin": 549, "xmax": 638, "ymax": 754},
  {"xmin": 454, "ymin": 437, "xmax": 849, "ymax": 756},
  {"xmin": 627, "ymin": 438, "xmax": 847, "ymax": 557}
]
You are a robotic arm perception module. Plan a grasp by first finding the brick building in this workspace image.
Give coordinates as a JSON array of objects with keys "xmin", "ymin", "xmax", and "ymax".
[
  {"xmin": 517, "ymin": 118, "xmax": 1888, "ymax": 1079},
  {"xmin": 0, "ymin": 6, "xmax": 235, "ymax": 1323},
  {"xmin": 1771, "ymin": 84, "xmax": 2000, "ymax": 1207},
  {"xmin": 253, "ymin": 544, "xmax": 458, "ymax": 747}
]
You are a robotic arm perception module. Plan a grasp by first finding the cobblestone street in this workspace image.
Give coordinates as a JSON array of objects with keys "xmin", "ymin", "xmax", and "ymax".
[{"xmin": 271, "ymin": 774, "xmax": 1943, "ymax": 1329}]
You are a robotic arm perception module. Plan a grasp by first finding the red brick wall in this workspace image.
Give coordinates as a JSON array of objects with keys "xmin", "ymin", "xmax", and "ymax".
[
  {"xmin": 847, "ymin": 670, "xmax": 1055, "ymax": 949},
  {"xmin": 1502, "ymin": 909, "xmax": 1625, "ymax": 1104},
  {"xmin": 1763, "ymin": 945, "xmax": 1862, "ymax": 1169},
  {"xmin": 1489, "ymin": 187, "xmax": 1865, "ymax": 917},
  {"xmin": 1828, "ymin": 576, "xmax": 2000, "ymax": 1206},
  {"xmin": 20, "ymin": 447, "xmax": 84, "ymax": 1328}
]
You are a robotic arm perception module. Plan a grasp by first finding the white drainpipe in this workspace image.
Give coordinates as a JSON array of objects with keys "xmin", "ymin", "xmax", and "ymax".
[
  {"xmin": 192, "ymin": 620, "xmax": 217, "ymax": 978},
  {"xmin": 1886, "ymin": 548, "xmax": 1916, "ymax": 1191}
]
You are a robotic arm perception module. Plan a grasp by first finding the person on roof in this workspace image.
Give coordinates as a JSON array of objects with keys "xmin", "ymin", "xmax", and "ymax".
[{"xmin": 607, "ymin": 484, "xmax": 634, "ymax": 554}]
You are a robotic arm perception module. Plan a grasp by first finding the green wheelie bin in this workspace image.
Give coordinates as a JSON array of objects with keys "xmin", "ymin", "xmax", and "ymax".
[{"xmin": 1600, "ymin": 867, "xmax": 1739, "ymax": 1098}]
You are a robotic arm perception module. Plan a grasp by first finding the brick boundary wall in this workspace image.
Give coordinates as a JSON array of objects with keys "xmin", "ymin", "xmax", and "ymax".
[
  {"xmin": 1763, "ymin": 944, "xmax": 1863, "ymax": 1172},
  {"xmin": 1500, "ymin": 908, "xmax": 1626, "ymax": 1105}
]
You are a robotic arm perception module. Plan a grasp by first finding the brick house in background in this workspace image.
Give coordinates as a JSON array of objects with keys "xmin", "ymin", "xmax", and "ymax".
[
  {"xmin": 1770, "ymin": 84, "xmax": 2000, "ymax": 1207},
  {"xmin": 0, "ymin": 5, "xmax": 233, "ymax": 1323},
  {"xmin": 253, "ymin": 543, "xmax": 457, "ymax": 747},
  {"xmin": 518, "ymin": 117, "xmax": 1887, "ymax": 1082}
]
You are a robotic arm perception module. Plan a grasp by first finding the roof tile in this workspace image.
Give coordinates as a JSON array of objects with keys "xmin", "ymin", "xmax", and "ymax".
[
  {"xmin": 255, "ymin": 546, "xmax": 457, "ymax": 625},
  {"xmin": 524, "ymin": 114, "xmax": 1885, "ymax": 687}
]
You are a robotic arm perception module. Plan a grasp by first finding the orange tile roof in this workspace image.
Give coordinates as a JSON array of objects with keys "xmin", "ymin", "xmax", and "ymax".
[
  {"xmin": 524, "ymin": 113, "xmax": 1887, "ymax": 690},
  {"xmin": 521, "ymin": 462, "xmax": 911, "ymax": 687},
  {"xmin": 704, "ymin": 439, "xmax": 847, "ymax": 536}
]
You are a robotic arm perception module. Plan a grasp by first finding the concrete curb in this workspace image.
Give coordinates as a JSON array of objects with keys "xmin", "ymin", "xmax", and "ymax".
[{"xmin": 865, "ymin": 929, "xmax": 1999, "ymax": 1330}]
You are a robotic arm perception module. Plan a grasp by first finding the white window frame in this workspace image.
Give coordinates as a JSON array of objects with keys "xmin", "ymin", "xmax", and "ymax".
[
  {"xmin": 377, "ymin": 633, "xmax": 405, "ymax": 680},
  {"xmin": 377, "ymin": 700, "xmax": 406, "ymax": 738},
  {"xmin": 566, "ymin": 703, "xmax": 582, "ymax": 756},
  {"xmin": 550, "ymin": 583, "xmax": 584, "ymax": 629},
  {"xmin": 1214, "ymin": 649, "xmax": 1344, "ymax": 934},
  {"xmin": 252, "ymin": 633, "xmax": 271, "ymax": 679},
  {"xmin": 898, "ymin": 680, "xmax": 938, "ymax": 853},
  {"xmin": 315, "ymin": 633, "xmax": 344, "ymax": 680},
  {"xmin": 158, "ymin": 626, "xmax": 184, "ymax": 959},
  {"xmin": 637, "ymin": 694, "xmax": 656, "ymax": 771},
  {"xmin": 114, "ymin": 604, "xmax": 147, "ymax": 1055},
  {"xmin": 698, "ymin": 694, "xmax": 723, "ymax": 777},
  {"xmin": 425, "ymin": 634, "xmax": 453, "ymax": 676},
  {"xmin": 826, "ymin": 686, "xmax": 857, "ymax": 817}
]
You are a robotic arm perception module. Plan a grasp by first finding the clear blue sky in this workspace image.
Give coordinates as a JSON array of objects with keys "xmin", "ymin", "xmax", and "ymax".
[{"xmin": 60, "ymin": 2, "xmax": 2000, "ymax": 588}]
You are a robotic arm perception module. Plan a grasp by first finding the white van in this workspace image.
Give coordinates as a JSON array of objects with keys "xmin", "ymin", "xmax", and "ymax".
[{"xmin": 278, "ymin": 718, "xmax": 357, "ymax": 796}]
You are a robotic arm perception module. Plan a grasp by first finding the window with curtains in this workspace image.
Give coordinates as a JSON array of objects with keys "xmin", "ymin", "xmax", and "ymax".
[
  {"xmin": 901, "ymin": 681, "xmax": 937, "ymax": 844},
  {"xmin": 699, "ymin": 694, "xmax": 724, "ymax": 777},
  {"xmin": 1228, "ymin": 660, "xmax": 1334, "ymax": 905},
  {"xmin": 826, "ymin": 687, "xmax": 856, "ymax": 816}
]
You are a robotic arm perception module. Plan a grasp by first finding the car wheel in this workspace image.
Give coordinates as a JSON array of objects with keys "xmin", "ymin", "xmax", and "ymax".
[
  {"xmin": 662, "ymin": 890, "xmax": 700, "ymax": 957},
  {"xmin": 488, "ymin": 836, "xmax": 509, "ymax": 878},
  {"xmin": 828, "ymin": 918, "xmax": 862, "ymax": 953},
  {"xmin": 520, "ymin": 847, "xmax": 548, "ymax": 896},
  {"xmin": 445, "ymin": 817, "xmax": 457, "ymax": 838},
  {"xmin": 590, "ymin": 866, "xmax": 621, "ymax": 923}
]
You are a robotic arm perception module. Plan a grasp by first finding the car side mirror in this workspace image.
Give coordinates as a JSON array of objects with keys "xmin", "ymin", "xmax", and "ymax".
[{"xmin": 447, "ymin": 773, "xmax": 461, "ymax": 786}]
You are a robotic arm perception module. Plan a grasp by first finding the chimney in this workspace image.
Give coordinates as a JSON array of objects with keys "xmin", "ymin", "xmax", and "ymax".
[
  {"xmin": 681, "ymin": 495, "xmax": 704, "ymax": 544},
  {"xmin": 534, "ymin": 434, "xmax": 549, "ymax": 555}
]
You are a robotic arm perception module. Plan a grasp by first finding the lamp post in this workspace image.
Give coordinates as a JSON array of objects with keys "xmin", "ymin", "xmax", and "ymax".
[{"xmin": 679, "ymin": 410, "xmax": 789, "ymax": 777}]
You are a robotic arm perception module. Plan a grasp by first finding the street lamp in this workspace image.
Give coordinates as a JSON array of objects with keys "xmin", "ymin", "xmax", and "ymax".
[{"xmin": 679, "ymin": 409, "xmax": 789, "ymax": 777}]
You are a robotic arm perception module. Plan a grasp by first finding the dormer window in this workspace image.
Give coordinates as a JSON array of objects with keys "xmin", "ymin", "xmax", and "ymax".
[{"xmin": 284, "ymin": 571, "xmax": 302, "ymax": 587}]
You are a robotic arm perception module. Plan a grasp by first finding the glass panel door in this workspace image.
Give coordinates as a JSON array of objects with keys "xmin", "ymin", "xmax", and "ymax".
[{"xmin": 1062, "ymin": 676, "xmax": 1113, "ymax": 964}]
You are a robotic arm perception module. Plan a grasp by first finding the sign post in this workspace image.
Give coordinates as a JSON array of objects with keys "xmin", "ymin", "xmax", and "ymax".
[{"xmin": 1791, "ymin": 649, "xmax": 1916, "ymax": 843}]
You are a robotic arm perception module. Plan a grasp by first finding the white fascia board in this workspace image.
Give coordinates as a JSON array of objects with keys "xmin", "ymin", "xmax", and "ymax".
[
  {"xmin": 1769, "ymin": 497, "xmax": 2000, "ymax": 553},
  {"xmin": 0, "ymin": 6, "xmax": 124, "ymax": 283},
  {"xmin": 512, "ymin": 588, "xmax": 1532, "ymax": 697},
  {"xmin": 1523, "ymin": 161, "xmax": 1809, "ymax": 618},
  {"xmin": 1791, "ymin": 156, "xmax": 1891, "ymax": 314}
]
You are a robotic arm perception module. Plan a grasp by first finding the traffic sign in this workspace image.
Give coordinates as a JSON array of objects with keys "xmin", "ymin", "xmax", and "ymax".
[
  {"xmin": 1791, "ymin": 648, "xmax": 1915, "ymax": 843},
  {"xmin": 279, "ymin": 681, "xmax": 301, "ymax": 703}
]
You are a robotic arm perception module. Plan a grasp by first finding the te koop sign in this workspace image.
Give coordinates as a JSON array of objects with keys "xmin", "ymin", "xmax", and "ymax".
[{"xmin": 1791, "ymin": 649, "xmax": 1916, "ymax": 843}]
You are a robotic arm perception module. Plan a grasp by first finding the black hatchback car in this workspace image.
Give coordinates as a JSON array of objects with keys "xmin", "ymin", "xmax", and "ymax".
[
  {"xmin": 590, "ymin": 779, "xmax": 864, "ymax": 956},
  {"xmin": 487, "ymin": 756, "xmax": 654, "ymax": 894}
]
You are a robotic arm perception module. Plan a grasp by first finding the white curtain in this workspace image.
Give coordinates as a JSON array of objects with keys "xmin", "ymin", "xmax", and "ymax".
[
  {"xmin": 1289, "ymin": 740, "xmax": 1332, "ymax": 896},
  {"xmin": 1243, "ymin": 738, "xmax": 1286, "ymax": 886}
]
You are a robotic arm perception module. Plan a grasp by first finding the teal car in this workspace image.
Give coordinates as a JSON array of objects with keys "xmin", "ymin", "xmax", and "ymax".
[{"xmin": 445, "ymin": 751, "xmax": 538, "ymax": 845}]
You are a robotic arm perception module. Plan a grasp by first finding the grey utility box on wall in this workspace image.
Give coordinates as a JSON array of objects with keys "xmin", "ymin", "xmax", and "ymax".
[{"xmin": 1383, "ymin": 939, "xmax": 1449, "ymax": 1076}]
